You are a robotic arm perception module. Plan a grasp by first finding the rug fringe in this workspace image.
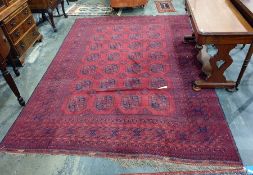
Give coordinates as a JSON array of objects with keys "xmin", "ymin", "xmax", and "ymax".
[{"xmin": 0, "ymin": 148, "xmax": 243, "ymax": 168}]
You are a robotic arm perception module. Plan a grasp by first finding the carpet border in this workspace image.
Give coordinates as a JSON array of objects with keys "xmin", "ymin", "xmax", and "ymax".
[{"xmin": 0, "ymin": 147, "xmax": 243, "ymax": 167}]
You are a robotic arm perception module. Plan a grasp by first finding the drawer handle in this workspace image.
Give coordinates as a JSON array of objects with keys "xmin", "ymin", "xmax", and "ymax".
[
  {"xmin": 27, "ymin": 19, "xmax": 32, "ymax": 25},
  {"xmin": 10, "ymin": 20, "xmax": 16, "ymax": 27},
  {"xmin": 20, "ymin": 43, "xmax": 25, "ymax": 49},
  {"xmin": 14, "ymin": 31, "xmax": 20, "ymax": 37}
]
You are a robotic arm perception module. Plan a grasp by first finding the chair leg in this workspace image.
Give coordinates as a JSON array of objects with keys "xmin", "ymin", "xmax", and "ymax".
[
  {"xmin": 42, "ymin": 12, "xmax": 47, "ymax": 22},
  {"xmin": 66, "ymin": 0, "xmax": 69, "ymax": 5},
  {"xmin": 61, "ymin": 0, "xmax": 68, "ymax": 18},
  {"xmin": 47, "ymin": 9, "xmax": 57, "ymax": 32},
  {"xmin": 56, "ymin": 7, "xmax": 60, "ymax": 15},
  {"xmin": 0, "ymin": 61, "xmax": 25, "ymax": 106}
]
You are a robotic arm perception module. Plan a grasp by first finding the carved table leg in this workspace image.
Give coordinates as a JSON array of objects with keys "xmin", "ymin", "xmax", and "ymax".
[
  {"xmin": 0, "ymin": 61, "xmax": 25, "ymax": 106},
  {"xmin": 61, "ymin": 0, "xmax": 68, "ymax": 18},
  {"xmin": 193, "ymin": 44, "xmax": 236, "ymax": 91},
  {"xmin": 234, "ymin": 43, "xmax": 253, "ymax": 90},
  {"xmin": 56, "ymin": 7, "xmax": 60, "ymax": 15}
]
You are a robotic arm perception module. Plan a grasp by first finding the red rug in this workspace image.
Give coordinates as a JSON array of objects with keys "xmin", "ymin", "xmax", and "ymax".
[{"xmin": 0, "ymin": 16, "xmax": 242, "ymax": 167}]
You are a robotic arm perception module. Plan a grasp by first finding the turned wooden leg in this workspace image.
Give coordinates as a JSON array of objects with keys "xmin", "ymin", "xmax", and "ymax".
[
  {"xmin": 0, "ymin": 61, "xmax": 25, "ymax": 106},
  {"xmin": 235, "ymin": 43, "xmax": 253, "ymax": 90},
  {"xmin": 56, "ymin": 7, "xmax": 60, "ymax": 15},
  {"xmin": 193, "ymin": 44, "xmax": 236, "ymax": 91},
  {"xmin": 47, "ymin": 9, "xmax": 57, "ymax": 32},
  {"xmin": 61, "ymin": 0, "xmax": 68, "ymax": 18}
]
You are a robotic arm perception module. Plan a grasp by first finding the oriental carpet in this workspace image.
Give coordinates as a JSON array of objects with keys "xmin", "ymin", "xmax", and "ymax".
[
  {"xmin": 0, "ymin": 16, "xmax": 244, "ymax": 171},
  {"xmin": 155, "ymin": 0, "xmax": 176, "ymax": 13},
  {"xmin": 66, "ymin": 2, "xmax": 113, "ymax": 16}
]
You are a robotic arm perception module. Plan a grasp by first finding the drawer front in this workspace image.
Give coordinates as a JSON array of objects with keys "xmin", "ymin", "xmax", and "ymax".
[
  {"xmin": 15, "ymin": 27, "xmax": 40, "ymax": 56},
  {"xmin": 9, "ymin": 15, "xmax": 36, "ymax": 44},
  {"xmin": 4, "ymin": 5, "xmax": 31, "ymax": 33}
]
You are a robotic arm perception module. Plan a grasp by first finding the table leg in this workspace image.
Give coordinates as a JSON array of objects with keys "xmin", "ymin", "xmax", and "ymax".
[
  {"xmin": 193, "ymin": 44, "xmax": 236, "ymax": 91},
  {"xmin": 235, "ymin": 43, "xmax": 253, "ymax": 90}
]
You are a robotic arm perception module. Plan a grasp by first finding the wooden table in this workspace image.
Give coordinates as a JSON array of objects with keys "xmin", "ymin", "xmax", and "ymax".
[
  {"xmin": 110, "ymin": 0, "xmax": 148, "ymax": 8},
  {"xmin": 185, "ymin": 0, "xmax": 253, "ymax": 91},
  {"xmin": 230, "ymin": 0, "xmax": 253, "ymax": 90}
]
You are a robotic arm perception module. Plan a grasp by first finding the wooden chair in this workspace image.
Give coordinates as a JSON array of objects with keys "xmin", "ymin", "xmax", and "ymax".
[{"xmin": 28, "ymin": 0, "xmax": 68, "ymax": 32}]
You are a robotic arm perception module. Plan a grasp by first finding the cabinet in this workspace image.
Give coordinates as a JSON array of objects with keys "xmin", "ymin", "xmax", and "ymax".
[{"xmin": 0, "ymin": 0, "xmax": 42, "ymax": 65}]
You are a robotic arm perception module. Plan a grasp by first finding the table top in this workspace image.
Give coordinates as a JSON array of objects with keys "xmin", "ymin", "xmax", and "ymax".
[{"xmin": 187, "ymin": 0, "xmax": 253, "ymax": 35}]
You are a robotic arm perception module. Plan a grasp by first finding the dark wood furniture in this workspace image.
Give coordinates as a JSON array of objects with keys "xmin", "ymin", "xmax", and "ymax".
[
  {"xmin": 0, "ymin": 27, "xmax": 25, "ymax": 106},
  {"xmin": 231, "ymin": 0, "xmax": 253, "ymax": 90},
  {"xmin": 184, "ymin": 0, "xmax": 253, "ymax": 91},
  {"xmin": 110, "ymin": 0, "xmax": 148, "ymax": 8},
  {"xmin": 28, "ymin": 0, "xmax": 68, "ymax": 32},
  {"xmin": 0, "ymin": 0, "xmax": 42, "ymax": 65}
]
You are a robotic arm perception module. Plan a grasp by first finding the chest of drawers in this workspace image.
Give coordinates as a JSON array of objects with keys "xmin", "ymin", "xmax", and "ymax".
[{"xmin": 0, "ymin": 0, "xmax": 42, "ymax": 65}]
